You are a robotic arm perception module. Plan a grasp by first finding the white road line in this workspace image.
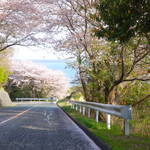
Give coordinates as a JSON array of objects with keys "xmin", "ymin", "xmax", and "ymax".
[{"xmin": 0, "ymin": 107, "xmax": 33, "ymax": 125}]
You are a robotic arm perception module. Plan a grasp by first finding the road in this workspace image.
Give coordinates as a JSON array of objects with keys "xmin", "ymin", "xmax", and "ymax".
[{"xmin": 0, "ymin": 102, "xmax": 100, "ymax": 150}]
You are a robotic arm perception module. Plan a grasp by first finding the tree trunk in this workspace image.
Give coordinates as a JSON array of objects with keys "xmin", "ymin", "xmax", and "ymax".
[
  {"xmin": 78, "ymin": 66, "xmax": 89, "ymax": 101},
  {"xmin": 107, "ymin": 86, "xmax": 119, "ymax": 104}
]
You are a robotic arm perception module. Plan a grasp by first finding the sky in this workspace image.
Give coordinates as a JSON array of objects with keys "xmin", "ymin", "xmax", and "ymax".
[
  {"xmin": 12, "ymin": 46, "xmax": 76, "ymax": 83},
  {"xmin": 13, "ymin": 46, "xmax": 68, "ymax": 60}
]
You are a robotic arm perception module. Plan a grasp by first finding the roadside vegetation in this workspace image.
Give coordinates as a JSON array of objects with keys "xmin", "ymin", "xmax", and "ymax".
[
  {"xmin": 0, "ymin": 50, "xmax": 12, "ymax": 107},
  {"xmin": 58, "ymin": 100, "xmax": 150, "ymax": 150},
  {"xmin": 0, "ymin": 50, "xmax": 11, "ymax": 88}
]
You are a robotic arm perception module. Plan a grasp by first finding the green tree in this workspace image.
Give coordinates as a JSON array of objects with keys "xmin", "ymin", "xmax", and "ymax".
[
  {"xmin": 0, "ymin": 50, "xmax": 11, "ymax": 88},
  {"xmin": 0, "ymin": 67, "xmax": 8, "ymax": 87},
  {"xmin": 94, "ymin": 0, "xmax": 150, "ymax": 42}
]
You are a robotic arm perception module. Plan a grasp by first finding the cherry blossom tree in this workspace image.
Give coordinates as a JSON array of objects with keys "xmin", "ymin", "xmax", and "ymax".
[
  {"xmin": 0, "ymin": 0, "xmax": 57, "ymax": 52},
  {"xmin": 5, "ymin": 61, "xmax": 69, "ymax": 100}
]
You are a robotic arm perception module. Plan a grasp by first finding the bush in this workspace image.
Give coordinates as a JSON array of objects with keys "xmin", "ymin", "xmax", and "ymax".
[{"xmin": 0, "ymin": 66, "xmax": 9, "ymax": 87}]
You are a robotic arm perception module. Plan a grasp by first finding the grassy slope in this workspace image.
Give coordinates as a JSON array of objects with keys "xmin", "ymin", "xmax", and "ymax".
[{"xmin": 58, "ymin": 101, "xmax": 150, "ymax": 150}]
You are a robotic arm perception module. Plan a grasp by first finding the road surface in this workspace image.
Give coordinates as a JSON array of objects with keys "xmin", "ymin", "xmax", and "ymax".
[{"xmin": 0, "ymin": 102, "xmax": 100, "ymax": 150}]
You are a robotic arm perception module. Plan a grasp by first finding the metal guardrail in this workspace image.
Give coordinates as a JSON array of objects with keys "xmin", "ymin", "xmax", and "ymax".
[
  {"xmin": 16, "ymin": 98, "xmax": 57, "ymax": 101},
  {"xmin": 70, "ymin": 101, "xmax": 132, "ymax": 136}
]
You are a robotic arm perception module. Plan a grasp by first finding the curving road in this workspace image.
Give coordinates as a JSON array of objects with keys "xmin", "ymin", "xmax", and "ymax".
[{"xmin": 0, "ymin": 102, "xmax": 100, "ymax": 150}]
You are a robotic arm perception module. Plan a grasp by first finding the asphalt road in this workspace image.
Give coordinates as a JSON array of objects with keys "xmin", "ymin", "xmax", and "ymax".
[{"xmin": 0, "ymin": 102, "xmax": 100, "ymax": 150}]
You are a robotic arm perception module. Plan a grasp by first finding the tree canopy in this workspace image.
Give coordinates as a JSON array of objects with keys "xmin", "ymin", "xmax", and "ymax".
[
  {"xmin": 94, "ymin": 0, "xmax": 150, "ymax": 42},
  {"xmin": 5, "ymin": 61, "xmax": 69, "ymax": 100}
]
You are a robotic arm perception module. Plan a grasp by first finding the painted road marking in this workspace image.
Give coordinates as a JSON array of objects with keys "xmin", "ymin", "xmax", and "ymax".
[{"xmin": 0, "ymin": 107, "xmax": 33, "ymax": 125}]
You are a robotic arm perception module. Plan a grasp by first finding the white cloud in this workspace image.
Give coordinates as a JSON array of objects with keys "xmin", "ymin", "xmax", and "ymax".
[{"xmin": 12, "ymin": 46, "xmax": 70, "ymax": 60}]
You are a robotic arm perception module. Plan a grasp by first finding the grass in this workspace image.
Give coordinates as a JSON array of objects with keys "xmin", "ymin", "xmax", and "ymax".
[
  {"xmin": 58, "ymin": 100, "xmax": 150, "ymax": 150},
  {"xmin": 0, "ymin": 104, "xmax": 17, "ymax": 108}
]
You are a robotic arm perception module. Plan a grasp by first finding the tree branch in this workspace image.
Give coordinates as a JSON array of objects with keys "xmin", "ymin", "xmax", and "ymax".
[
  {"xmin": 0, "ymin": 33, "xmax": 35, "ymax": 52},
  {"xmin": 123, "ymin": 78, "xmax": 150, "ymax": 82},
  {"xmin": 132, "ymin": 94, "xmax": 150, "ymax": 107}
]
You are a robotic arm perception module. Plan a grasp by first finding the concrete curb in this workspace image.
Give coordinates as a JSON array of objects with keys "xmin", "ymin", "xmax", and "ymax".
[{"xmin": 57, "ymin": 104, "xmax": 111, "ymax": 150}]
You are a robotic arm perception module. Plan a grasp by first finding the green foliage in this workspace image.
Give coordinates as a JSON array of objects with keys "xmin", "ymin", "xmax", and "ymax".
[
  {"xmin": 94, "ymin": 0, "xmax": 150, "ymax": 42},
  {"xmin": 73, "ymin": 92, "xmax": 83, "ymax": 100},
  {"xmin": 7, "ymin": 84, "xmax": 48, "ymax": 101},
  {"xmin": 0, "ymin": 66, "xmax": 9, "ymax": 87},
  {"xmin": 68, "ymin": 86, "xmax": 83, "ymax": 101},
  {"xmin": 87, "ymin": 37, "xmax": 149, "ymax": 103},
  {"xmin": 120, "ymin": 81, "xmax": 150, "ymax": 104},
  {"xmin": 0, "ymin": 49, "xmax": 12, "ymax": 88}
]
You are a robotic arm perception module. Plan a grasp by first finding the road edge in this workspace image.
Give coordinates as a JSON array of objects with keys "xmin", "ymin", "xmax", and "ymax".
[{"xmin": 57, "ymin": 104, "xmax": 111, "ymax": 150}]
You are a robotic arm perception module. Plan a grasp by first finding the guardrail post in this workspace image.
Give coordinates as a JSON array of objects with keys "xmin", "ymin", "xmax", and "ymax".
[
  {"xmin": 76, "ymin": 104, "xmax": 78, "ymax": 111},
  {"xmin": 124, "ymin": 119, "xmax": 130, "ymax": 136},
  {"xmin": 106, "ymin": 114, "xmax": 111, "ymax": 129},
  {"xmin": 80, "ymin": 105, "xmax": 82, "ymax": 113},
  {"xmin": 82, "ymin": 107, "xmax": 85, "ymax": 116},
  {"xmin": 88, "ymin": 108, "xmax": 91, "ymax": 118},
  {"xmin": 96, "ymin": 111, "xmax": 99, "ymax": 122}
]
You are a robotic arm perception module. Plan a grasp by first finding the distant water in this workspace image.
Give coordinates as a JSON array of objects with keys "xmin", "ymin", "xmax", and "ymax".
[{"xmin": 32, "ymin": 60, "xmax": 76, "ymax": 82}]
